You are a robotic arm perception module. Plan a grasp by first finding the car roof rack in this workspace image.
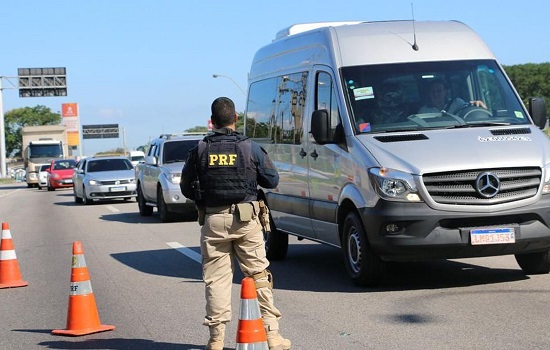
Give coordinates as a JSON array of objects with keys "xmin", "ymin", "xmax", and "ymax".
[{"xmin": 158, "ymin": 132, "xmax": 209, "ymax": 139}]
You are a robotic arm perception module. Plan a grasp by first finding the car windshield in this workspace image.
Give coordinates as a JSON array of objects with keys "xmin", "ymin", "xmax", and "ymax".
[
  {"xmin": 87, "ymin": 158, "xmax": 133, "ymax": 172},
  {"xmin": 163, "ymin": 140, "xmax": 197, "ymax": 163},
  {"xmin": 53, "ymin": 160, "xmax": 76, "ymax": 170},
  {"xmin": 40, "ymin": 164, "xmax": 50, "ymax": 171},
  {"xmin": 342, "ymin": 59, "xmax": 529, "ymax": 133}
]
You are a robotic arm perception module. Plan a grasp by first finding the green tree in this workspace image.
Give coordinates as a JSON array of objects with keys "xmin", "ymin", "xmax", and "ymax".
[
  {"xmin": 185, "ymin": 125, "xmax": 209, "ymax": 133},
  {"xmin": 4, "ymin": 105, "xmax": 61, "ymax": 157},
  {"xmin": 504, "ymin": 62, "xmax": 550, "ymax": 107}
]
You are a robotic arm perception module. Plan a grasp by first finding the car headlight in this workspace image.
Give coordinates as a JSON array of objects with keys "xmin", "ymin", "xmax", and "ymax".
[
  {"xmin": 88, "ymin": 179, "xmax": 99, "ymax": 186},
  {"xmin": 164, "ymin": 173, "xmax": 181, "ymax": 184},
  {"xmin": 368, "ymin": 167, "xmax": 422, "ymax": 202},
  {"xmin": 51, "ymin": 173, "xmax": 61, "ymax": 179}
]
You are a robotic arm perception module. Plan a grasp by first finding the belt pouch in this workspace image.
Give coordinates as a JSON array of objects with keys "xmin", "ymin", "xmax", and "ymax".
[{"xmin": 236, "ymin": 203, "xmax": 253, "ymax": 222}]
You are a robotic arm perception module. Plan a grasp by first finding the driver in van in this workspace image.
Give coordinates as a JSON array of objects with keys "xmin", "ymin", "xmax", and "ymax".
[{"xmin": 418, "ymin": 78, "xmax": 487, "ymax": 114}]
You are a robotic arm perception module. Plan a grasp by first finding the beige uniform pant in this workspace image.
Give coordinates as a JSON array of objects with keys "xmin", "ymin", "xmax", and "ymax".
[{"xmin": 201, "ymin": 206, "xmax": 283, "ymax": 332}]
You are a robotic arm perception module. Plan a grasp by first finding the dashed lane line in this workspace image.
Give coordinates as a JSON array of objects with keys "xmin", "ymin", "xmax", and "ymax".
[{"xmin": 166, "ymin": 241, "xmax": 201, "ymax": 263}]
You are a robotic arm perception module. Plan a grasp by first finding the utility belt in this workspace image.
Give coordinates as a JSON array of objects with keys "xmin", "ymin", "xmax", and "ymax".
[{"xmin": 199, "ymin": 201, "xmax": 261, "ymax": 225}]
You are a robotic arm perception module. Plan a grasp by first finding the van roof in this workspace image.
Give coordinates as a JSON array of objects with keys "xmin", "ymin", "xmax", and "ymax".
[
  {"xmin": 250, "ymin": 21, "xmax": 494, "ymax": 80},
  {"xmin": 275, "ymin": 21, "xmax": 362, "ymax": 40}
]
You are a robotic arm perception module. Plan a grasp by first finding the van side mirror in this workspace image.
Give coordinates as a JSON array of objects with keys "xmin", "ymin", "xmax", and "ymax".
[
  {"xmin": 311, "ymin": 109, "xmax": 332, "ymax": 145},
  {"xmin": 529, "ymin": 97, "xmax": 547, "ymax": 129}
]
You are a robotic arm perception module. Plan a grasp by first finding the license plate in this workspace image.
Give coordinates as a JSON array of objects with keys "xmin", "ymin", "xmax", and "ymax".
[
  {"xmin": 110, "ymin": 186, "xmax": 125, "ymax": 192},
  {"xmin": 470, "ymin": 227, "xmax": 516, "ymax": 245},
  {"xmin": 64, "ymin": 179, "xmax": 73, "ymax": 184}
]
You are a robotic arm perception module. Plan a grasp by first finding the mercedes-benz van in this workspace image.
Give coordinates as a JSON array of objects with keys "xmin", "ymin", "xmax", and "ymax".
[{"xmin": 243, "ymin": 20, "xmax": 550, "ymax": 286}]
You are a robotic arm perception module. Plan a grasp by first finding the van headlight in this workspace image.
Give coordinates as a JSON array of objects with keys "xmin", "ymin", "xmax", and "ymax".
[{"xmin": 368, "ymin": 167, "xmax": 422, "ymax": 202}]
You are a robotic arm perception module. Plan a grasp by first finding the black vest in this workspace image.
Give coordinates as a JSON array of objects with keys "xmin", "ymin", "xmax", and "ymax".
[{"xmin": 197, "ymin": 132, "xmax": 257, "ymax": 207}]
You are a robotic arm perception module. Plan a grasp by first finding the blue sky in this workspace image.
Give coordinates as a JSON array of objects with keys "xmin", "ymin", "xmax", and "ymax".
[{"xmin": 2, "ymin": 0, "xmax": 549, "ymax": 155}]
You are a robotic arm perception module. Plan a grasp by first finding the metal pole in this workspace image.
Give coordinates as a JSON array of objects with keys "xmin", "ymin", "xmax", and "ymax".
[
  {"xmin": 212, "ymin": 74, "xmax": 246, "ymax": 96},
  {"xmin": 0, "ymin": 78, "xmax": 7, "ymax": 178}
]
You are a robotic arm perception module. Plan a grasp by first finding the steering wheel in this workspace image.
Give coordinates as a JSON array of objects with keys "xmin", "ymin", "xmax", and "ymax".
[{"xmin": 459, "ymin": 105, "xmax": 493, "ymax": 121}]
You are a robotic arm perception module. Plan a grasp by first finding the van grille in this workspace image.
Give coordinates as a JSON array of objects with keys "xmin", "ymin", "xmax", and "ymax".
[{"xmin": 422, "ymin": 167, "xmax": 541, "ymax": 205}]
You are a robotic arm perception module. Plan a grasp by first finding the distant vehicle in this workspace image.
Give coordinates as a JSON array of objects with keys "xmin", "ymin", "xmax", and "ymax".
[
  {"xmin": 46, "ymin": 159, "xmax": 77, "ymax": 191},
  {"xmin": 22, "ymin": 125, "xmax": 68, "ymax": 188},
  {"xmin": 37, "ymin": 164, "xmax": 51, "ymax": 190},
  {"xmin": 72, "ymin": 156, "xmax": 137, "ymax": 205},
  {"xmin": 128, "ymin": 151, "xmax": 145, "ymax": 167},
  {"xmin": 135, "ymin": 133, "xmax": 206, "ymax": 222}
]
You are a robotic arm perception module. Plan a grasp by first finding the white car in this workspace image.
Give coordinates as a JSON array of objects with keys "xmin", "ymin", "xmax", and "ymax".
[
  {"xmin": 37, "ymin": 163, "xmax": 50, "ymax": 190},
  {"xmin": 72, "ymin": 156, "xmax": 137, "ymax": 205}
]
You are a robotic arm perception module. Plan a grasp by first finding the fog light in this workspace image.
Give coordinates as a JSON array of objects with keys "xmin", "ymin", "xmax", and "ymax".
[
  {"xmin": 385, "ymin": 224, "xmax": 400, "ymax": 233},
  {"xmin": 173, "ymin": 194, "xmax": 180, "ymax": 201}
]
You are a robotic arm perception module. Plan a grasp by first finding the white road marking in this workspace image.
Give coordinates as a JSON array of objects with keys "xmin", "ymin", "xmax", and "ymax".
[
  {"xmin": 166, "ymin": 241, "xmax": 201, "ymax": 263},
  {"xmin": 0, "ymin": 188, "xmax": 21, "ymax": 198},
  {"xmin": 105, "ymin": 205, "xmax": 120, "ymax": 213}
]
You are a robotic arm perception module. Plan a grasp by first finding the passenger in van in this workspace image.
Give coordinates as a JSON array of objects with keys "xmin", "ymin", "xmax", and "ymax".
[
  {"xmin": 418, "ymin": 79, "xmax": 487, "ymax": 114},
  {"xmin": 370, "ymin": 81, "xmax": 409, "ymax": 124}
]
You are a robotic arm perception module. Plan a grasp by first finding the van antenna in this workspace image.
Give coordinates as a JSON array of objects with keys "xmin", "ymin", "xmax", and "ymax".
[{"xmin": 411, "ymin": 3, "xmax": 419, "ymax": 51}]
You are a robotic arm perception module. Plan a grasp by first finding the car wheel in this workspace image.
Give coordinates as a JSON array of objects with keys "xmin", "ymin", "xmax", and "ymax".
[
  {"xmin": 73, "ymin": 187, "xmax": 82, "ymax": 203},
  {"xmin": 264, "ymin": 208, "xmax": 288, "ymax": 261},
  {"xmin": 157, "ymin": 188, "xmax": 172, "ymax": 223},
  {"xmin": 47, "ymin": 183, "xmax": 54, "ymax": 191},
  {"xmin": 82, "ymin": 186, "xmax": 91, "ymax": 205},
  {"xmin": 515, "ymin": 250, "xmax": 550, "ymax": 274},
  {"xmin": 342, "ymin": 212, "xmax": 385, "ymax": 287},
  {"xmin": 38, "ymin": 185, "xmax": 42, "ymax": 190},
  {"xmin": 137, "ymin": 185, "xmax": 153, "ymax": 216}
]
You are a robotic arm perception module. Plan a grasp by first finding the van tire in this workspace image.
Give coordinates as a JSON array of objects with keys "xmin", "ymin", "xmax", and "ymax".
[
  {"xmin": 515, "ymin": 250, "xmax": 550, "ymax": 274},
  {"xmin": 342, "ymin": 212, "xmax": 385, "ymax": 287},
  {"xmin": 264, "ymin": 215, "xmax": 288, "ymax": 261}
]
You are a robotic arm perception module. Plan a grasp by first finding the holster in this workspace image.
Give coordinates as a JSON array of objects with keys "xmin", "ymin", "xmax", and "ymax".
[
  {"xmin": 258, "ymin": 200, "xmax": 271, "ymax": 232},
  {"xmin": 197, "ymin": 206, "xmax": 206, "ymax": 226}
]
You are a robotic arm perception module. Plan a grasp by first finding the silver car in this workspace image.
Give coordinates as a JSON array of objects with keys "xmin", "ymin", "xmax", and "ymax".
[{"xmin": 72, "ymin": 156, "xmax": 137, "ymax": 205}]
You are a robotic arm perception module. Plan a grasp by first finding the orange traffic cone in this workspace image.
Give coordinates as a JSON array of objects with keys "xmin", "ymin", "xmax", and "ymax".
[
  {"xmin": 52, "ymin": 241, "xmax": 115, "ymax": 336},
  {"xmin": 236, "ymin": 277, "xmax": 268, "ymax": 350},
  {"xmin": 0, "ymin": 222, "xmax": 28, "ymax": 289}
]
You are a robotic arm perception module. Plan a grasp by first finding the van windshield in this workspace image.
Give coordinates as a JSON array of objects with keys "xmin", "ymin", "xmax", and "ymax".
[{"xmin": 341, "ymin": 60, "xmax": 529, "ymax": 133}]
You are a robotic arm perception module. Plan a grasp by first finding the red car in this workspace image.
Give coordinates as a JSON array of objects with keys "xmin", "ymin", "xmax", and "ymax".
[{"xmin": 46, "ymin": 159, "xmax": 77, "ymax": 191}]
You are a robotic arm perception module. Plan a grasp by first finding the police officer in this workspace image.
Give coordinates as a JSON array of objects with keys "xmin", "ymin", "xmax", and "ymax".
[{"xmin": 180, "ymin": 97, "xmax": 291, "ymax": 350}]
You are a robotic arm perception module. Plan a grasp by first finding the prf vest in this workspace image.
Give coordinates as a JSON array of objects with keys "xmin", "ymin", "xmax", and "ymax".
[{"xmin": 197, "ymin": 133, "xmax": 257, "ymax": 207}]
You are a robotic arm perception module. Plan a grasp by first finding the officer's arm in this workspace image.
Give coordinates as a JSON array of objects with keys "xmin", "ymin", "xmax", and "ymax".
[
  {"xmin": 180, "ymin": 147, "xmax": 198, "ymax": 199},
  {"xmin": 254, "ymin": 143, "xmax": 279, "ymax": 189}
]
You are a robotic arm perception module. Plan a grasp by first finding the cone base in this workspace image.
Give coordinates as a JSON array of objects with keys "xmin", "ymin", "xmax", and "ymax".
[
  {"xmin": 52, "ymin": 324, "xmax": 115, "ymax": 337},
  {"xmin": 0, "ymin": 280, "xmax": 29, "ymax": 289}
]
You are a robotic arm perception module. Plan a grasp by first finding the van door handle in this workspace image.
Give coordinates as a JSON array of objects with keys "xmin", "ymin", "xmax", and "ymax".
[
  {"xmin": 299, "ymin": 148, "xmax": 307, "ymax": 158},
  {"xmin": 310, "ymin": 150, "xmax": 318, "ymax": 160}
]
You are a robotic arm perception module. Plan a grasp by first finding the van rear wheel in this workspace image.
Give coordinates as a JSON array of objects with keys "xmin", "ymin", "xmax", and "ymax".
[
  {"xmin": 515, "ymin": 250, "xmax": 550, "ymax": 274},
  {"xmin": 342, "ymin": 212, "xmax": 385, "ymax": 287}
]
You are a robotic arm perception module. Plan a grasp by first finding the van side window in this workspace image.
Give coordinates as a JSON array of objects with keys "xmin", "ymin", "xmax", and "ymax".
[
  {"xmin": 246, "ymin": 72, "xmax": 307, "ymax": 145},
  {"xmin": 316, "ymin": 71, "xmax": 342, "ymax": 141}
]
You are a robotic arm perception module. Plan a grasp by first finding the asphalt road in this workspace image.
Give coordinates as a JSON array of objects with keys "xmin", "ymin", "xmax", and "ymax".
[{"xmin": 1, "ymin": 182, "xmax": 549, "ymax": 350}]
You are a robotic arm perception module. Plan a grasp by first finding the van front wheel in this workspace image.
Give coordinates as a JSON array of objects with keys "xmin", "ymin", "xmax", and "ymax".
[
  {"xmin": 515, "ymin": 250, "xmax": 550, "ymax": 274},
  {"xmin": 264, "ymin": 214, "xmax": 288, "ymax": 261},
  {"xmin": 342, "ymin": 212, "xmax": 385, "ymax": 287}
]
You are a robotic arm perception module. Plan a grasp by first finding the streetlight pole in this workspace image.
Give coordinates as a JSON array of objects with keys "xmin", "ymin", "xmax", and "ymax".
[{"xmin": 212, "ymin": 74, "xmax": 246, "ymax": 96}]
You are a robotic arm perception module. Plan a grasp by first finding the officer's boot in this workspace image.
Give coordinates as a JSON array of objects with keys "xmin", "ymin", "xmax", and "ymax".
[
  {"xmin": 266, "ymin": 329, "xmax": 291, "ymax": 350},
  {"xmin": 205, "ymin": 324, "xmax": 225, "ymax": 350}
]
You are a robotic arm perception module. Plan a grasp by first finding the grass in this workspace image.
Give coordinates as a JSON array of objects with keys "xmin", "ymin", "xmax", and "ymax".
[{"xmin": 0, "ymin": 178, "xmax": 16, "ymax": 184}]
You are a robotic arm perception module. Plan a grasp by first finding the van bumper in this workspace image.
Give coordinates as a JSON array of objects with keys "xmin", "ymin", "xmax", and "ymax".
[{"xmin": 360, "ymin": 196, "xmax": 550, "ymax": 262}]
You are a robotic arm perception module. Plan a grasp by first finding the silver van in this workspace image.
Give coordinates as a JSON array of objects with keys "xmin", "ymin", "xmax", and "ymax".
[{"xmin": 244, "ymin": 20, "xmax": 550, "ymax": 286}]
